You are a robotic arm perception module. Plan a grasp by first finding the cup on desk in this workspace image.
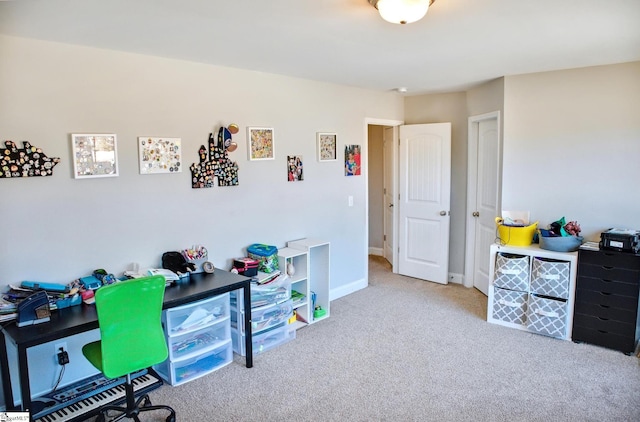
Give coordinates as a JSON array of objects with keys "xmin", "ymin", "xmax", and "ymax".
[{"xmin": 188, "ymin": 257, "xmax": 208, "ymax": 274}]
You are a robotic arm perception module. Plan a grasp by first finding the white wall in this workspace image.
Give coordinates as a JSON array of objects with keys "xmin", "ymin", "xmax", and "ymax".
[
  {"xmin": 502, "ymin": 62, "xmax": 640, "ymax": 239},
  {"xmin": 0, "ymin": 34, "xmax": 403, "ymax": 404},
  {"xmin": 0, "ymin": 34, "xmax": 403, "ymax": 289}
]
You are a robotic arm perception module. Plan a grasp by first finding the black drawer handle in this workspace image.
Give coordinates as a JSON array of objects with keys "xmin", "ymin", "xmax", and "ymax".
[
  {"xmin": 597, "ymin": 330, "xmax": 609, "ymax": 334},
  {"xmin": 599, "ymin": 292, "xmax": 612, "ymax": 296},
  {"xmin": 601, "ymin": 265, "xmax": 614, "ymax": 270},
  {"xmin": 599, "ymin": 304, "xmax": 611, "ymax": 309},
  {"xmin": 597, "ymin": 317, "xmax": 609, "ymax": 321},
  {"xmin": 602, "ymin": 279, "xmax": 613, "ymax": 283}
]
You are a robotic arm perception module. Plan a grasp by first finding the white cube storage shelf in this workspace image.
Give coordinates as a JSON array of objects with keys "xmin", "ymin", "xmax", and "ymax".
[
  {"xmin": 487, "ymin": 244, "xmax": 578, "ymax": 340},
  {"xmin": 154, "ymin": 293, "xmax": 232, "ymax": 385}
]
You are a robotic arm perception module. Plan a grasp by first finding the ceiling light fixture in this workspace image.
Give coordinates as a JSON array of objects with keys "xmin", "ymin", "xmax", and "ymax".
[{"xmin": 368, "ymin": 0, "xmax": 435, "ymax": 25}]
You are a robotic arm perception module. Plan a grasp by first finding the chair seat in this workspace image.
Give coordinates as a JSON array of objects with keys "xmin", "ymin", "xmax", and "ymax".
[{"xmin": 82, "ymin": 341, "xmax": 104, "ymax": 374}]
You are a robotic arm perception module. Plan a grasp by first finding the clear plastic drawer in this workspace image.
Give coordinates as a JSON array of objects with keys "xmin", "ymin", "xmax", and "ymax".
[
  {"xmin": 163, "ymin": 293, "xmax": 229, "ymax": 335},
  {"xmin": 154, "ymin": 340, "xmax": 232, "ymax": 386},
  {"xmin": 167, "ymin": 321, "xmax": 231, "ymax": 361}
]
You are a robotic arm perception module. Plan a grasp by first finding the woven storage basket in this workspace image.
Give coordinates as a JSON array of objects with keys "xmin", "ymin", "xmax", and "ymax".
[
  {"xmin": 530, "ymin": 257, "xmax": 570, "ymax": 299},
  {"xmin": 492, "ymin": 287, "xmax": 528, "ymax": 325},
  {"xmin": 494, "ymin": 253, "xmax": 530, "ymax": 291},
  {"xmin": 526, "ymin": 294, "xmax": 568, "ymax": 338}
]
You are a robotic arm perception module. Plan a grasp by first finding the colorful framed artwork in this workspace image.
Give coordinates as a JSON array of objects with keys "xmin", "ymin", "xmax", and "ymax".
[
  {"xmin": 317, "ymin": 132, "xmax": 337, "ymax": 162},
  {"xmin": 247, "ymin": 127, "xmax": 274, "ymax": 161},
  {"xmin": 287, "ymin": 155, "xmax": 304, "ymax": 182},
  {"xmin": 345, "ymin": 144, "xmax": 361, "ymax": 176},
  {"xmin": 138, "ymin": 137, "xmax": 182, "ymax": 174},
  {"xmin": 71, "ymin": 134, "xmax": 118, "ymax": 179}
]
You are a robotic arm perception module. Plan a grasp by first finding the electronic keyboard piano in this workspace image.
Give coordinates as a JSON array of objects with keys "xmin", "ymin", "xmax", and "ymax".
[{"xmin": 32, "ymin": 370, "xmax": 162, "ymax": 422}]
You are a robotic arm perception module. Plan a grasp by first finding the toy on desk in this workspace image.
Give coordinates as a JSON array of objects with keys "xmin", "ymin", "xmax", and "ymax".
[
  {"xmin": 162, "ymin": 251, "xmax": 196, "ymax": 277},
  {"xmin": 16, "ymin": 290, "xmax": 51, "ymax": 327}
]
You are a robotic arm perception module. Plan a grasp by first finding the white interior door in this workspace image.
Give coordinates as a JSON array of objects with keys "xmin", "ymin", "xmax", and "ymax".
[
  {"xmin": 398, "ymin": 123, "xmax": 451, "ymax": 284},
  {"xmin": 465, "ymin": 112, "xmax": 501, "ymax": 295},
  {"xmin": 383, "ymin": 126, "xmax": 395, "ymax": 266}
]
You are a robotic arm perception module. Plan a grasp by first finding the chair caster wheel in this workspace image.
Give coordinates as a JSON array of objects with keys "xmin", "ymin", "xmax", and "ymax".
[
  {"xmin": 142, "ymin": 396, "xmax": 152, "ymax": 407},
  {"xmin": 166, "ymin": 415, "xmax": 176, "ymax": 422},
  {"xmin": 96, "ymin": 414, "xmax": 106, "ymax": 422}
]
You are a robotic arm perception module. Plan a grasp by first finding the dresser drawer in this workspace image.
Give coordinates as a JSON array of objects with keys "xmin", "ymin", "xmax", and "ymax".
[
  {"xmin": 572, "ymin": 324, "xmax": 636, "ymax": 354},
  {"xmin": 577, "ymin": 263, "xmax": 640, "ymax": 285},
  {"xmin": 573, "ymin": 313, "xmax": 636, "ymax": 337},
  {"xmin": 575, "ymin": 288, "xmax": 638, "ymax": 310},
  {"xmin": 578, "ymin": 249, "xmax": 640, "ymax": 269},
  {"xmin": 574, "ymin": 300, "xmax": 638, "ymax": 324},
  {"xmin": 576, "ymin": 275, "xmax": 639, "ymax": 297}
]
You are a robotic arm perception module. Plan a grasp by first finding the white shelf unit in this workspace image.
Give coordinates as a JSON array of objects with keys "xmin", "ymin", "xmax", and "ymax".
[
  {"xmin": 281, "ymin": 238, "xmax": 330, "ymax": 328},
  {"xmin": 154, "ymin": 293, "xmax": 232, "ymax": 386},
  {"xmin": 487, "ymin": 243, "xmax": 578, "ymax": 340}
]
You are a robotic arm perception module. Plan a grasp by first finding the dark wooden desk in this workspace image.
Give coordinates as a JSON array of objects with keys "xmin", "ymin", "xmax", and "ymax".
[{"xmin": 0, "ymin": 270, "xmax": 253, "ymax": 413}]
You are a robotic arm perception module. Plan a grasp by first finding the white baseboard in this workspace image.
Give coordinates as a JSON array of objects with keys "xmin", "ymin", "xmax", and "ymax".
[
  {"xmin": 368, "ymin": 247, "xmax": 383, "ymax": 256},
  {"xmin": 448, "ymin": 272, "xmax": 464, "ymax": 284},
  {"xmin": 330, "ymin": 277, "xmax": 367, "ymax": 301}
]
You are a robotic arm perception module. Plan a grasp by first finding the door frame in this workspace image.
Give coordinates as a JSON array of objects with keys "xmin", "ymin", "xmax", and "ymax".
[
  {"xmin": 464, "ymin": 111, "xmax": 502, "ymax": 288},
  {"xmin": 365, "ymin": 118, "xmax": 403, "ymax": 279}
]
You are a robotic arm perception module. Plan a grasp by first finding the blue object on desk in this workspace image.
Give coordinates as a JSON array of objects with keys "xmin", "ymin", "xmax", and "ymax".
[
  {"xmin": 80, "ymin": 275, "xmax": 102, "ymax": 290},
  {"xmin": 21, "ymin": 280, "xmax": 69, "ymax": 293},
  {"xmin": 16, "ymin": 291, "xmax": 51, "ymax": 327}
]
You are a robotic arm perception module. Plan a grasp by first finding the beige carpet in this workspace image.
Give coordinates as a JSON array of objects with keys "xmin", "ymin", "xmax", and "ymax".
[{"xmin": 104, "ymin": 255, "xmax": 640, "ymax": 421}]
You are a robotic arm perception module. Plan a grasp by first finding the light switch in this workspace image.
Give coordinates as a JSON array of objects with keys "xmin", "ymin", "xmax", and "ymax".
[{"xmin": 348, "ymin": 196, "xmax": 354, "ymax": 207}]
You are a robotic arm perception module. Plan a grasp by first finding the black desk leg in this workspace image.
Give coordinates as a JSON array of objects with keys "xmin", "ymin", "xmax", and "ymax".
[
  {"xmin": 0, "ymin": 331, "xmax": 16, "ymax": 410},
  {"xmin": 243, "ymin": 282, "xmax": 253, "ymax": 368},
  {"xmin": 18, "ymin": 345, "xmax": 31, "ymax": 413}
]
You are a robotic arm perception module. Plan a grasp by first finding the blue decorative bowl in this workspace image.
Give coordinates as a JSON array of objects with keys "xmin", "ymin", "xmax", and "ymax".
[{"xmin": 539, "ymin": 234, "xmax": 583, "ymax": 252}]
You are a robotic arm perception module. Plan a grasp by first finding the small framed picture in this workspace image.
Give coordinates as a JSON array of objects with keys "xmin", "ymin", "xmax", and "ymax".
[
  {"xmin": 345, "ymin": 144, "xmax": 361, "ymax": 176},
  {"xmin": 71, "ymin": 134, "xmax": 118, "ymax": 178},
  {"xmin": 317, "ymin": 132, "xmax": 337, "ymax": 162},
  {"xmin": 138, "ymin": 137, "xmax": 182, "ymax": 174},
  {"xmin": 247, "ymin": 127, "xmax": 274, "ymax": 161},
  {"xmin": 287, "ymin": 155, "xmax": 304, "ymax": 182}
]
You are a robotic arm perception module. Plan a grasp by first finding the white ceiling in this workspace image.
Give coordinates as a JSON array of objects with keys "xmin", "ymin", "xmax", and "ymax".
[{"xmin": 1, "ymin": 0, "xmax": 639, "ymax": 95}]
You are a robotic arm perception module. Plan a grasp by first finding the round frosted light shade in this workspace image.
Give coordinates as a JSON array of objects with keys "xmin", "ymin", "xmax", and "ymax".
[{"xmin": 376, "ymin": 0, "xmax": 430, "ymax": 24}]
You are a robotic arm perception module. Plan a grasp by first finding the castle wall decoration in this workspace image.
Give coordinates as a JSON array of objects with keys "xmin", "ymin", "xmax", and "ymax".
[
  {"xmin": 1, "ymin": 140, "xmax": 61, "ymax": 178},
  {"xmin": 190, "ymin": 126, "xmax": 239, "ymax": 188}
]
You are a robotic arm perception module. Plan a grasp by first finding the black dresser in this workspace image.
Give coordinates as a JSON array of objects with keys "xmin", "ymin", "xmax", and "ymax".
[{"xmin": 572, "ymin": 248, "xmax": 640, "ymax": 354}]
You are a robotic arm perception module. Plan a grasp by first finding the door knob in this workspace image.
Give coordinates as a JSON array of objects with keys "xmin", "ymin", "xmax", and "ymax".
[
  {"xmin": 472, "ymin": 211, "xmax": 480, "ymax": 217},
  {"xmin": 389, "ymin": 204, "xmax": 394, "ymax": 208},
  {"xmin": 440, "ymin": 210, "xmax": 447, "ymax": 216}
]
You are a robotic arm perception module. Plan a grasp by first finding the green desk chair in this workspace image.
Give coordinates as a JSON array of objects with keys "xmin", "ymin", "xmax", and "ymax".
[{"xmin": 82, "ymin": 275, "xmax": 176, "ymax": 422}]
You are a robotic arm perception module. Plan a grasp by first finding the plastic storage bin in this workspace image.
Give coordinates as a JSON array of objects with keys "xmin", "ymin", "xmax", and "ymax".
[
  {"xmin": 495, "ymin": 217, "xmax": 538, "ymax": 246},
  {"xmin": 167, "ymin": 321, "xmax": 230, "ymax": 361},
  {"xmin": 231, "ymin": 322, "xmax": 296, "ymax": 356},
  {"xmin": 530, "ymin": 257, "xmax": 570, "ymax": 299},
  {"xmin": 494, "ymin": 253, "xmax": 530, "ymax": 291},
  {"xmin": 154, "ymin": 340, "xmax": 232, "ymax": 386},
  {"xmin": 231, "ymin": 299, "xmax": 293, "ymax": 334},
  {"xmin": 492, "ymin": 287, "xmax": 528, "ymax": 325},
  {"xmin": 526, "ymin": 294, "xmax": 568, "ymax": 338},
  {"xmin": 163, "ymin": 293, "xmax": 229, "ymax": 335}
]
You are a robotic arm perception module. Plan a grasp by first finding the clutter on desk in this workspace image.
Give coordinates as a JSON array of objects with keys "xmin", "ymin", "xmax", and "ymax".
[
  {"xmin": 538, "ymin": 216, "xmax": 583, "ymax": 252},
  {"xmin": 247, "ymin": 243, "xmax": 279, "ymax": 273},
  {"xmin": 1, "ymin": 279, "xmax": 83, "ymax": 323},
  {"xmin": 181, "ymin": 245, "xmax": 209, "ymax": 273},
  {"xmin": 161, "ymin": 251, "xmax": 196, "ymax": 277},
  {"xmin": 232, "ymin": 257, "xmax": 259, "ymax": 276}
]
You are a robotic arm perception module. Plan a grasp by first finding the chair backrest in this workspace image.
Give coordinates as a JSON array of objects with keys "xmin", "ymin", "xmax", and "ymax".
[{"xmin": 94, "ymin": 275, "xmax": 168, "ymax": 379}]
